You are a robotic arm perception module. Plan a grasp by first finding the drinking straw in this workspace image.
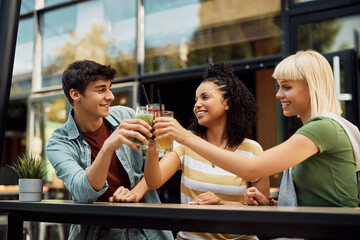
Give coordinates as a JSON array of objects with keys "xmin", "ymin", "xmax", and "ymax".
[
  {"xmin": 141, "ymin": 84, "xmax": 150, "ymax": 105},
  {"xmin": 157, "ymin": 89, "xmax": 163, "ymax": 116}
]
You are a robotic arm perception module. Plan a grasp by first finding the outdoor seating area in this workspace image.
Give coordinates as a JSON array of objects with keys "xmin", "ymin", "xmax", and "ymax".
[{"xmin": 1, "ymin": 0, "xmax": 360, "ymax": 240}]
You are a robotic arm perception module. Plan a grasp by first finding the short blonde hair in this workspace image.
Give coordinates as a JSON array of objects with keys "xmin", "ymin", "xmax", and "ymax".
[{"xmin": 272, "ymin": 50, "xmax": 342, "ymax": 117}]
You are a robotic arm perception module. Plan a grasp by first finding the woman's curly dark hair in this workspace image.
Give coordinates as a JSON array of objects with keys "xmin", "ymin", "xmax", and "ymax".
[{"xmin": 188, "ymin": 62, "xmax": 258, "ymax": 147}]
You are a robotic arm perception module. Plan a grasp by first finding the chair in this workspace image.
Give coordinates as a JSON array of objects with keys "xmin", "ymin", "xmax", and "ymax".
[
  {"xmin": 0, "ymin": 215, "xmax": 7, "ymax": 239},
  {"xmin": 39, "ymin": 222, "xmax": 65, "ymax": 240}
]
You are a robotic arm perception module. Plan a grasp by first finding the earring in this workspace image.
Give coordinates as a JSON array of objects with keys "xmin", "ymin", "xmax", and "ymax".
[{"xmin": 225, "ymin": 106, "xmax": 229, "ymax": 110}]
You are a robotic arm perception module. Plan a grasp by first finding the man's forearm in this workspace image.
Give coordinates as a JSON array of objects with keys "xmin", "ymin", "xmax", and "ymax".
[{"xmin": 86, "ymin": 145, "xmax": 113, "ymax": 191}]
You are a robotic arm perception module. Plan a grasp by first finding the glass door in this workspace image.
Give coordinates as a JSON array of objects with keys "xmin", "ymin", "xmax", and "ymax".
[{"xmin": 323, "ymin": 49, "xmax": 359, "ymax": 127}]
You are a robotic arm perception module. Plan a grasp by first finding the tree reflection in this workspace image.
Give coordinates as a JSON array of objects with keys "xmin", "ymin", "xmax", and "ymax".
[
  {"xmin": 300, "ymin": 19, "xmax": 343, "ymax": 53},
  {"xmin": 45, "ymin": 98, "xmax": 66, "ymax": 124},
  {"xmin": 144, "ymin": 0, "xmax": 282, "ymax": 73},
  {"xmin": 44, "ymin": 23, "xmax": 135, "ymax": 79}
]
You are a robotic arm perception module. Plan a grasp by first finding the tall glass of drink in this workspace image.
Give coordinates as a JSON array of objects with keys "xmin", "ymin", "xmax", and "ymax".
[
  {"xmin": 146, "ymin": 103, "xmax": 165, "ymax": 116},
  {"xmin": 155, "ymin": 110, "xmax": 174, "ymax": 153},
  {"xmin": 132, "ymin": 106, "xmax": 154, "ymax": 149}
]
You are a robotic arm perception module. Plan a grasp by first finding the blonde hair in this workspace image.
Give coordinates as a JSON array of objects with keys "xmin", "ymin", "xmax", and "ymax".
[{"xmin": 272, "ymin": 50, "xmax": 342, "ymax": 117}]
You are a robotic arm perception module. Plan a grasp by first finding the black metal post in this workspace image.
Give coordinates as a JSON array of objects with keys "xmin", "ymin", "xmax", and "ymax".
[{"xmin": 0, "ymin": 0, "xmax": 22, "ymax": 162}]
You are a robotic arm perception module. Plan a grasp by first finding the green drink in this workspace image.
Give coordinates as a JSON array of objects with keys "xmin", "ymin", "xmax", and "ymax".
[
  {"xmin": 132, "ymin": 107, "xmax": 154, "ymax": 149},
  {"xmin": 137, "ymin": 113, "xmax": 154, "ymax": 126}
]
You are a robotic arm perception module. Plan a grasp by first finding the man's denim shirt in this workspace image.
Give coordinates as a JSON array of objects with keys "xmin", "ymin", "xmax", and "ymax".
[{"xmin": 46, "ymin": 106, "xmax": 173, "ymax": 240}]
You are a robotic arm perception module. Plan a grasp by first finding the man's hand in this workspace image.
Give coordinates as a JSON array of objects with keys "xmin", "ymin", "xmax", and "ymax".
[
  {"xmin": 104, "ymin": 118, "xmax": 152, "ymax": 152},
  {"xmin": 109, "ymin": 186, "xmax": 141, "ymax": 203},
  {"xmin": 189, "ymin": 191, "xmax": 224, "ymax": 205}
]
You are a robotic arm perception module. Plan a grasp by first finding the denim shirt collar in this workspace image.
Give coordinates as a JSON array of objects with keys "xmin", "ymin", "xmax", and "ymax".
[{"xmin": 66, "ymin": 109, "xmax": 119, "ymax": 140}]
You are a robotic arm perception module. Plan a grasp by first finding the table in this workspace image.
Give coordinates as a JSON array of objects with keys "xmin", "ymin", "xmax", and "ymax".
[{"xmin": 0, "ymin": 200, "xmax": 359, "ymax": 240}]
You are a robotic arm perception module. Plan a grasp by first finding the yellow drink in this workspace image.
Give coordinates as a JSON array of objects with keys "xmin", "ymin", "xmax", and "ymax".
[
  {"xmin": 155, "ymin": 127, "xmax": 173, "ymax": 152},
  {"xmin": 155, "ymin": 110, "xmax": 174, "ymax": 153}
]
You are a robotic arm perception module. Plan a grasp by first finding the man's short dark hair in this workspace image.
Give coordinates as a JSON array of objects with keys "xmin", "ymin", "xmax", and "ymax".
[{"xmin": 62, "ymin": 60, "xmax": 116, "ymax": 105}]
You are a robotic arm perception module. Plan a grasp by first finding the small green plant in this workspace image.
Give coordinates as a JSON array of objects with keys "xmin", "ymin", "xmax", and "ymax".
[{"xmin": 7, "ymin": 153, "xmax": 48, "ymax": 179}]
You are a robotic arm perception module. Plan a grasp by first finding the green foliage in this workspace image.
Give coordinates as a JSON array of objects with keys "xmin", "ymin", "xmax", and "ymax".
[{"xmin": 7, "ymin": 153, "xmax": 48, "ymax": 179}]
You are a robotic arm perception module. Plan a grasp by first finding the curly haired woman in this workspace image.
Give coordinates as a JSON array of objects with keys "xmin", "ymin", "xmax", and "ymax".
[{"xmin": 145, "ymin": 62, "xmax": 269, "ymax": 240}]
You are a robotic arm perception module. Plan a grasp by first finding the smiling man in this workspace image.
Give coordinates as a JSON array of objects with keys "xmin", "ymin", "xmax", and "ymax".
[{"xmin": 46, "ymin": 60, "xmax": 173, "ymax": 240}]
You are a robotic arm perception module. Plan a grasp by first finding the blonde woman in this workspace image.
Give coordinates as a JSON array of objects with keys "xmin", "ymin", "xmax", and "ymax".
[{"xmin": 153, "ymin": 50, "xmax": 360, "ymax": 207}]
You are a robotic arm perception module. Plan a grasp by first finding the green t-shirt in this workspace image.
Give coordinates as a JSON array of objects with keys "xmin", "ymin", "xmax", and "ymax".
[{"xmin": 294, "ymin": 117, "xmax": 359, "ymax": 207}]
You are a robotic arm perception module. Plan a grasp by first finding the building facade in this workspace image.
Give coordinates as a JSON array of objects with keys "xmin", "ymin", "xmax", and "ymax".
[{"xmin": 3, "ymin": 0, "xmax": 360, "ymax": 188}]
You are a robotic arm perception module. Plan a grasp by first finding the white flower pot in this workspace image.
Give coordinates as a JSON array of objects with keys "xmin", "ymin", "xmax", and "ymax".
[{"xmin": 18, "ymin": 178, "xmax": 43, "ymax": 202}]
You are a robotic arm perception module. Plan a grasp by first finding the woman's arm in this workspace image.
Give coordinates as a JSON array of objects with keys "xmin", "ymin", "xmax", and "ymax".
[
  {"xmin": 189, "ymin": 191, "xmax": 247, "ymax": 205},
  {"xmin": 183, "ymin": 134, "xmax": 318, "ymax": 179},
  {"xmin": 153, "ymin": 117, "xmax": 319, "ymax": 179},
  {"xmin": 189, "ymin": 179, "xmax": 270, "ymax": 206},
  {"xmin": 144, "ymin": 143, "xmax": 181, "ymax": 190}
]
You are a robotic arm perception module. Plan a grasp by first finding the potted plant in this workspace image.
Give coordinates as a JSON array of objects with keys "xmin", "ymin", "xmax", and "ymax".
[{"xmin": 7, "ymin": 153, "xmax": 48, "ymax": 202}]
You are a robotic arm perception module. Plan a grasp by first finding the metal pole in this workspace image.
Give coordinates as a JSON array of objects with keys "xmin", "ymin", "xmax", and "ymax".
[{"xmin": 0, "ymin": 0, "xmax": 22, "ymax": 161}]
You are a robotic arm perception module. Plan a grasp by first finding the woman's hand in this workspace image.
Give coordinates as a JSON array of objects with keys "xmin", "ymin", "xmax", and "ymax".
[
  {"xmin": 244, "ymin": 186, "xmax": 269, "ymax": 205},
  {"xmin": 153, "ymin": 117, "xmax": 191, "ymax": 145},
  {"xmin": 189, "ymin": 191, "xmax": 224, "ymax": 205}
]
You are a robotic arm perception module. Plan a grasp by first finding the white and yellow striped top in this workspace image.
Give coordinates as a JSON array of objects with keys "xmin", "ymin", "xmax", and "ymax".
[{"xmin": 173, "ymin": 138, "xmax": 263, "ymax": 240}]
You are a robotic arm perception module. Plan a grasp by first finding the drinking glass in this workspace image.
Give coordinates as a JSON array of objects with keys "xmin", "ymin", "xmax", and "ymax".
[
  {"xmin": 155, "ymin": 110, "xmax": 174, "ymax": 153},
  {"xmin": 146, "ymin": 103, "xmax": 165, "ymax": 115},
  {"xmin": 132, "ymin": 106, "xmax": 154, "ymax": 149}
]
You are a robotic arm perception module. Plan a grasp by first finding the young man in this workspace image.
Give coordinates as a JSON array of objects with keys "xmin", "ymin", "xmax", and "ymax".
[{"xmin": 46, "ymin": 60, "xmax": 174, "ymax": 240}]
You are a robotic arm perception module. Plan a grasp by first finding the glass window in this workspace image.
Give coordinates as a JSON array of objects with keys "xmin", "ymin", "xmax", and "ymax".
[
  {"xmin": 11, "ymin": 17, "xmax": 34, "ymax": 97},
  {"xmin": 112, "ymin": 91, "xmax": 130, "ymax": 107},
  {"xmin": 45, "ymin": 0, "xmax": 74, "ymax": 7},
  {"xmin": 20, "ymin": 0, "xmax": 35, "ymax": 14},
  {"xmin": 144, "ymin": 0, "xmax": 281, "ymax": 73},
  {"xmin": 2, "ymin": 100, "xmax": 27, "ymax": 168},
  {"xmin": 31, "ymin": 97, "xmax": 67, "ymax": 182},
  {"xmin": 40, "ymin": 0, "xmax": 136, "ymax": 88},
  {"xmin": 294, "ymin": 0, "xmax": 316, "ymax": 2},
  {"xmin": 111, "ymin": 86, "xmax": 133, "ymax": 107},
  {"xmin": 294, "ymin": 0, "xmax": 340, "ymax": 3},
  {"xmin": 299, "ymin": 14, "xmax": 360, "ymax": 54}
]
